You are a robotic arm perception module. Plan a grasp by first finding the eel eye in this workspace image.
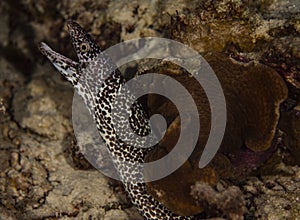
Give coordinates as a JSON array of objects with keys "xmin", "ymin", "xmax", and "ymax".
[{"xmin": 80, "ymin": 43, "xmax": 89, "ymax": 52}]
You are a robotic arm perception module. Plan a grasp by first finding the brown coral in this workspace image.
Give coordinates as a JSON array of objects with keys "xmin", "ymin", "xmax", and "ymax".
[{"xmin": 144, "ymin": 52, "xmax": 288, "ymax": 216}]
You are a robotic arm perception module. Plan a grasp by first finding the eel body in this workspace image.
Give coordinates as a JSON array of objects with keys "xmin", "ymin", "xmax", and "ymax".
[{"xmin": 39, "ymin": 21, "xmax": 195, "ymax": 220}]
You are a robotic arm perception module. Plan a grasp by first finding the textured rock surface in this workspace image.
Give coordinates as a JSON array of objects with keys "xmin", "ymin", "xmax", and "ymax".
[
  {"xmin": 0, "ymin": 0, "xmax": 299, "ymax": 219},
  {"xmin": 0, "ymin": 60, "xmax": 142, "ymax": 219}
]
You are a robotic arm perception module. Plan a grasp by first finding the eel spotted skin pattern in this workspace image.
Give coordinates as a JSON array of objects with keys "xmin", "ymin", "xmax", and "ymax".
[{"xmin": 39, "ymin": 21, "xmax": 196, "ymax": 220}]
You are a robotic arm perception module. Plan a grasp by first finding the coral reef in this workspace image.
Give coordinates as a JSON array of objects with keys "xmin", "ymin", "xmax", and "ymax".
[{"xmin": 0, "ymin": 0, "xmax": 299, "ymax": 219}]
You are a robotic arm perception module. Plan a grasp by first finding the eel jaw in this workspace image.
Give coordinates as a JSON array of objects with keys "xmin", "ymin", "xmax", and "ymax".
[{"xmin": 39, "ymin": 42, "xmax": 80, "ymax": 86}]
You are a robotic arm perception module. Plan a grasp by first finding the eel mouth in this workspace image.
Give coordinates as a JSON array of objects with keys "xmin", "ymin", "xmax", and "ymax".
[
  {"xmin": 38, "ymin": 20, "xmax": 81, "ymax": 67},
  {"xmin": 38, "ymin": 42, "xmax": 79, "ymax": 69},
  {"xmin": 39, "ymin": 42, "xmax": 79, "ymax": 75}
]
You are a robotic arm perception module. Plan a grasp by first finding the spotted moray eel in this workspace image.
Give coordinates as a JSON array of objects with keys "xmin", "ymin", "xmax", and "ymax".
[{"xmin": 39, "ymin": 21, "xmax": 196, "ymax": 220}]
